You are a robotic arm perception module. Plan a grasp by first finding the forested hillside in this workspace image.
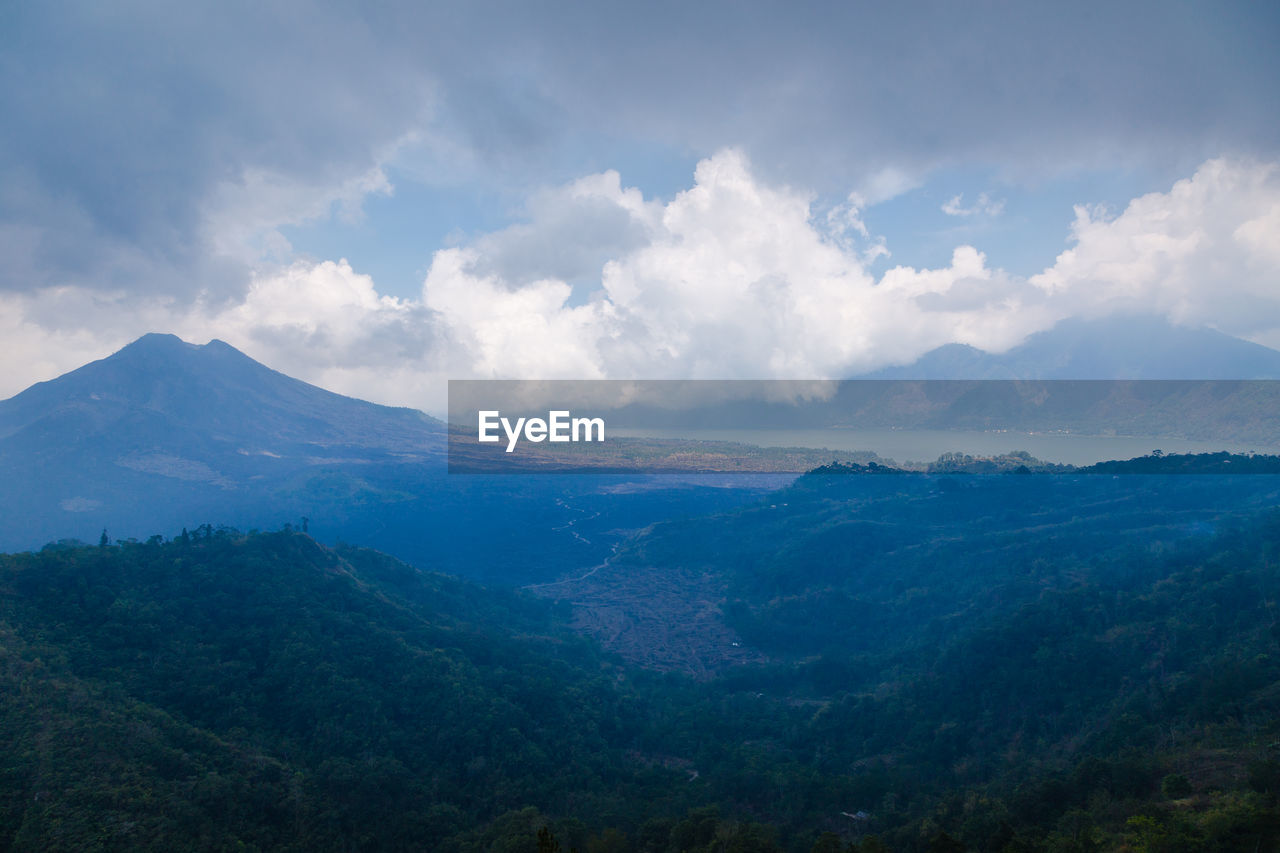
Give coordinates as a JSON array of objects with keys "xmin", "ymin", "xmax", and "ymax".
[
  {"xmin": 0, "ymin": 530, "xmax": 677, "ymax": 850},
  {"xmin": 540, "ymin": 470, "xmax": 1280, "ymax": 850},
  {"xmin": 4, "ymin": 482, "xmax": 1280, "ymax": 850}
]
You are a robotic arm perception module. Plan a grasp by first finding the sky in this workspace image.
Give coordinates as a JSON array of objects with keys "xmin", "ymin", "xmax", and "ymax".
[{"xmin": 1, "ymin": 0, "xmax": 1278, "ymax": 411}]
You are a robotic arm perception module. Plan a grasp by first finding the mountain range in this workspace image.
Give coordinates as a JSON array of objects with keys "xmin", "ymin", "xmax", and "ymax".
[
  {"xmin": 4, "ymin": 315, "xmax": 1280, "ymax": 561},
  {"xmin": 0, "ymin": 333, "xmax": 765, "ymax": 577},
  {"xmin": 866, "ymin": 316, "xmax": 1280, "ymax": 379},
  {"xmin": 4, "ymin": 319, "xmax": 1280, "ymax": 849}
]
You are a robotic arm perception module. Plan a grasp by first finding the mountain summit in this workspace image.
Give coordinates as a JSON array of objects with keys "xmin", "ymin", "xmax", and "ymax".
[
  {"xmin": 0, "ymin": 333, "xmax": 438, "ymax": 452},
  {"xmin": 0, "ymin": 334, "xmax": 755, "ymax": 580},
  {"xmin": 0, "ymin": 334, "xmax": 442, "ymax": 551}
]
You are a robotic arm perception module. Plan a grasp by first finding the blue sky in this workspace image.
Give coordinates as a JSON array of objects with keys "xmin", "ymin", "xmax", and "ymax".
[{"xmin": 1, "ymin": 1, "xmax": 1278, "ymax": 408}]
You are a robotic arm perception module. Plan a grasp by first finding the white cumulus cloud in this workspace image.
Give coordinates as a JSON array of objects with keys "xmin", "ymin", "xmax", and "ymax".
[
  {"xmin": 1031, "ymin": 158, "xmax": 1280, "ymax": 346},
  {"xmin": 418, "ymin": 150, "xmax": 1048, "ymax": 382},
  {"xmin": 3, "ymin": 153, "xmax": 1280, "ymax": 412}
]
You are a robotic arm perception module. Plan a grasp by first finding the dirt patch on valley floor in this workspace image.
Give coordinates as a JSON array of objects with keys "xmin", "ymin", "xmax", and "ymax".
[{"xmin": 530, "ymin": 558, "xmax": 768, "ymax": 677}]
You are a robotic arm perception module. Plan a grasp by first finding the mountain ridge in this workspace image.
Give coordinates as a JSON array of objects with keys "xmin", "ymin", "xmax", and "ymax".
[
  {"xmin": 866, "ymin": 316, "xmax": 1280, "ymax": 379},
  {"xmin": 0, "ymin": 334, "xmax": 766, "ymax": 581},
  {"xmin": 0, "ymin": 332, "xmax": 442, "ymax": 451},
  {"xmin": 0, "ymin": 333, "xmax": 446, "ymax": 555}
]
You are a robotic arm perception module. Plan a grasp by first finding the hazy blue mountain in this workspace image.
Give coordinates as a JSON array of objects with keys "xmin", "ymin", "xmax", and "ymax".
[
  {"xmin": 0, "ymin": 332, "xmax": 442, "ymax": 455},
  {"xmin": 867, "ymin": 316, "xmax": 1280, "ymax": 379},
  {"xmin": 482, "ymin": 318, "xmax": 1280, "ymax": 450},
  {"xmin": 0, "ymin": 334, "xmax": 451, "ymax": 553},
  {"xmin": 13, "ymin": 320, "xmax": 1279, "ymax": 574},
  {"xmin": 0, "ymin": 334, "xmax": 769, "ymax": 578}
]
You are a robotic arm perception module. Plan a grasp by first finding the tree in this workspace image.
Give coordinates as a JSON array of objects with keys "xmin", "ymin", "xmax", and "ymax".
[
  {"xmin": 1161, "ymin": 773, "xmax": 1192, "ymax": 799},
  {"xmin": 811, "ymin": 832, "xmax": 844, "ymax": 853},
  {"xmin": 537, "ymin": 826, "xmax": 562, "ymax": 853}
]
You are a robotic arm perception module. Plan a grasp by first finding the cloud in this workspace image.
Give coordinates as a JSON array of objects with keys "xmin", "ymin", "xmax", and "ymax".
[
  {"xmin": 0, "ymin": 2, "xmax": 434, "ymax": 300},
  {"xmin": 0, "ymin": 150, "xmax": 1044, "ymax": 404},
  {"xmin": 462, "ymin": 171, "xmax": 662, "ymax": 289},
  {"xmin": 204, "ymin": 164, "xmax": 396, "ymax": 265},
  {"xmin": 855, "ymin": 168, "xmax": 924, "ymax": 207},
  {"xmin": 1031, "ymin": 158, "xmax": 1280, "ymax": 345},
  {"xmin": 417, "ymin": 150, "xmax": 1049, "ymax": 382},
  {"xmin": 3, "ymin": 153, "xmax": 1280, "ymax": 413},
  {"xmin": 941, "ymin": 193, "xmax": 1005, "ymax": 217},
  {"xmin": 222, "ymin": 153, "xmax": 1280, "ymax": 394},
  {"xmin": 514, "ymin": 1, "xmax": 1280, "ymax": 188},
  {"xmin": 2, "ymin": 1, "xmax": 1277, "ymax": 313},
  {"xmin": 1, "ymin": 2, "xmax": 1275, "ymax": 413}
]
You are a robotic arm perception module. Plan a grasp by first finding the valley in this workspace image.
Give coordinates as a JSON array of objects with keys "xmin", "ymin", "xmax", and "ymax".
[{"xmin": 4, "ymin": 334, "xmax": 1280, "ymax": 851}]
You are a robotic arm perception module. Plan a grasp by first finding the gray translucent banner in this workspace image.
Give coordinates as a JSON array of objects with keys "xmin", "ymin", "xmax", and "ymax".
[{"xmin": 446, "ymin": 380, "xmax": 1280, "ymax": 473}]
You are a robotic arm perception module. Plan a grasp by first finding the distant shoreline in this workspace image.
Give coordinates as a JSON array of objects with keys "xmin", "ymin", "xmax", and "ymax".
[{"xmin": 609, "ymin": 426, "xmax": 1280, "ymax": 467}]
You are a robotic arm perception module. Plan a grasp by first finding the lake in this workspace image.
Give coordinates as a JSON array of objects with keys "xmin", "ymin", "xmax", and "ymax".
[{"xmin": 609, "ymin": 427, "xmax": 1280, "ymax": 467}]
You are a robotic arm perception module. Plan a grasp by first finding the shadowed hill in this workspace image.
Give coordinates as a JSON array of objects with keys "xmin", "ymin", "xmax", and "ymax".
[
  {"xmin": 0, "ymin": 529, "xmax": 658, "ymax": 850},
  {"xmin": 5, "ymin": 501, "xmax": 1280, "ymax": 849}
]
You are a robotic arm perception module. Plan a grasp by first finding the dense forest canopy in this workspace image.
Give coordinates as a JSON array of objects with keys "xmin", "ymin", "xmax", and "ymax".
[{"xmin": 3, "ymin": 464, "xmax": 1280, "ymax": 850}]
